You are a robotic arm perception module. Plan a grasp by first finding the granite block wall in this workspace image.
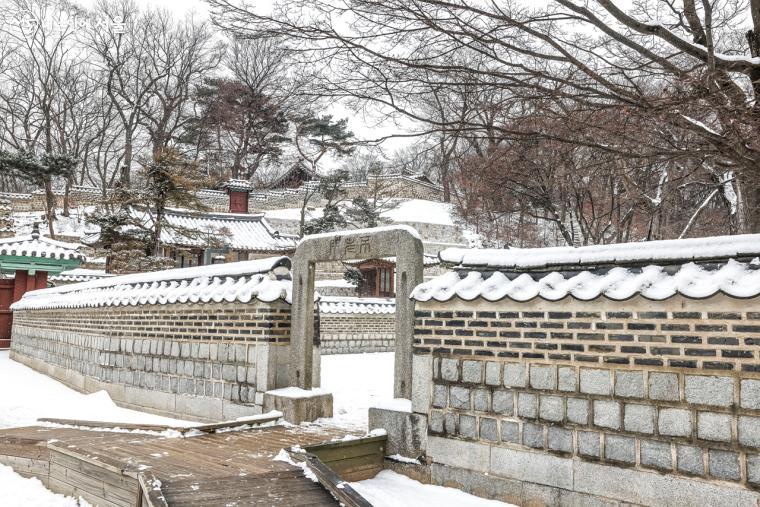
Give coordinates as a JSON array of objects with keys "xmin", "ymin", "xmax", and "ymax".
[
  {"xmin": 10, "ymin": 302, "xmax": 293, "ymax": 422},
  {"xmin": 411, "ymin": 295, "xmax": 760, "ymax": 506},
  {"xmin": 320, "ymin": 313, "xmax": 395, "ymax": 355}
]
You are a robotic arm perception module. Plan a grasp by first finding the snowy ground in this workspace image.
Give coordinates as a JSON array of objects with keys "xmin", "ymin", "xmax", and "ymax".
[
  {"xmin": 0, "ymin": 464, "xmax": 86, "ymax": 507},
  {"xmin": 0, "ymin": 351, "xmax": 191, "ymax": 429},
  {"xmin": 320, "ymin": 352, "xmax": 395, "ymax": 429},
  {"xmin": 0, "ymin": 350, "xmax": 510, "ymax": 506},
  {"xmin": 351, "ymin": 470, "xmax": 514, "ymax": 507}
]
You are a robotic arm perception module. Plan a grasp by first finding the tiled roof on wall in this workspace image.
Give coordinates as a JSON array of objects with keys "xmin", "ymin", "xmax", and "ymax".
[
  {"xmin": 12, "ymin": 256, "xmax": 292, "ymax": 311},
  {"xmin": 0, "ymin": 233, "xmax": 85, "ymax": 261},
  {"xmin": 411, "ymin": 259, "xmax": 760, "ymax": 303},
  {"xmin": 318, "ymin": 296, "xmax": 396, "ymax": 314},
  {"xmin": 440, "ymin": 234, "xmax": 760, "ymax": 271}
]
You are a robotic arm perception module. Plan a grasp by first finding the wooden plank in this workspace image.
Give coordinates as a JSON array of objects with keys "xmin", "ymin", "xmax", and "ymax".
[
  {"xmin": 307, "ymin": 440, "xmax": 386, "ymax": 463},
  {"xmin": 0, "ymin": 442, "xmax": 49, "ymax": 460},
  {"xmin": 317, "ymin": 454, "xmax": 382, "ymax": 481},
  {"xmin": 305, "ymin": 435, "xmax": 387, "ymax": 453},
  {"xmin": 49, "ymin": 462, "xmax": 137, "ymax": 507},
  {"xmin": 189, "ymin": 413, "xmax": 283, "ymax": 433},
  {"xmin": 50, "ymin": 450, "xmax": 137, "ymax": 490},
  {"xmin": 0, "ymin": 454, "xmax": 49, "ymax": 477},
  {"xmin": 50, "ymin": 444, "xmax": 127, "ymax": 474},
  {"xmin": 138, "ymin": 472, "xmax": 169, "ymax": 507},
  {"xmin": 38, "ymin": 418, "xmax": 180, "ymax": 432},
  {"xmin": 47, "ymin": 476, "xmax": 123, "ymax": 507},
  {"xmin": 288, "ymin": 451, "xmax": 373, "ymax": 507}
]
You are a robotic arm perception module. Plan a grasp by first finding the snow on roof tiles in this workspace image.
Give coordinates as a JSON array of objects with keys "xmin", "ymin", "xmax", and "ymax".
[
  {"xmin": 49, "ymin": 268, "xmax": 114, "ymax": 283},
  {"xmin": 318, "ymin": 296, "xmax": 395, "ymax": 314},
  {"xmin": 440, "ymin": 234, "xmax": 760, "ymax": 270},
  {"xmin": 0, "ymin": 234, "xmax": 85, "ymax": 261},
  {"xmin": 138, "ymin": 208, "xmax": 297, "ymax": 252},
  {"xmin": 411, "ymin": 259, "xmax": 760, "ymax": 303},
  {"xmin": 12, "ymin": 256, "xmax": 292, "ymax": 311}
]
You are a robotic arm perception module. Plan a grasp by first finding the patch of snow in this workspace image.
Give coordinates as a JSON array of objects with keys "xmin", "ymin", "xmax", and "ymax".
[
  {"xmin": 265, "ymin": 207, "xmax": 324, "ymax": 221},
  {"xmin": 439, "ymin": 233, "xmax": 760, "ymax": 269},
  {"xmin": 272, "ymin": 449, "xmax": 319, "ymax": 483},
  {"xmin": 0, "ymin": 463, "xmax": 90, "ymax": 507},
  {"xmin": 380, "ymin": 199, "xmax": 456, "ymax": 226},
  {"xmin": 315, "ymin": 279, "xmax": 356, "ymax": 288},
  {"xmin": 371, "ymin": 398, "xmax": 412, "ymax": 413},
  {"xmin": 234, "ymin": 411, "xmax": 283, "ymax": 422},
  {"xmin": 300, "ymin": 224, "xmax": 421, "ymax": 242},
  {"xmin": 265, "ymin": 387, "xmax": 328, "ymax": 399},
  {"xmin": 0, "ymin": 351, "xmax": 192, "ymax": 429},
  {"xmin": 320, "ymin": 352, "xmax": 394, "ymax": 430},
  {"xmin": 351, "ymin": 470, "xmax": 515, "ymax": 507},
  {"xmin": 387, "ymin": 454, "xmax": 421, "ymax": 464}
]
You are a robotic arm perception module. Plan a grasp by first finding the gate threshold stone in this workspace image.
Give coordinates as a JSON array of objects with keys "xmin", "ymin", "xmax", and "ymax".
[{"xmin": 264, "ymin": 387, "xmax": 333, "ymax": 424}]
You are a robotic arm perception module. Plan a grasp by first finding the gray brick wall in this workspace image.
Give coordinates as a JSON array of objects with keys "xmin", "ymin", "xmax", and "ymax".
[
  {"xmin": 319, "ymin": 313, "xmax": 395, "ymax": 355},
  {"xmin": 10, "ymin": 301, "xmax": 293, "ymax": 421},
  {"xmin": 413, "ymin": 296, "xmax": 760, "ymax": 501}
]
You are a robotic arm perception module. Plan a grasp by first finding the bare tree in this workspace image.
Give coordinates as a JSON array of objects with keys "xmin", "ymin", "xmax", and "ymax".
[{"xmin": 209, "ymin": 0, "xmax": 760, "ymax": 235}]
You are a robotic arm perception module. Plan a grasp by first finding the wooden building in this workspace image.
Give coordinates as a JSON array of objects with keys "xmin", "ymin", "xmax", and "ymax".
[{"xmin": 0, "ymin": 225, "xmax": 84, "ymax": 348}]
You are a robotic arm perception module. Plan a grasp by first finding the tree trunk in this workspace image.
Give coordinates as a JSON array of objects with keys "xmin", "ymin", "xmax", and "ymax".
[
  {"xmin": 742, "ymin": 173, "xmax": 760, "ymax": 233},
  {"xmin": 62, "ymin": 178, "xmax": 71, "ymax": 217},
  {"xmin": 43, "ymin": 178, "xmax": 56, "ymax": 239}
]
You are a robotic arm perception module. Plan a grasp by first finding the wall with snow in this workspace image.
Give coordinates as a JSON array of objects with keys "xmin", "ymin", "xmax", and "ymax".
[
  {"xmin": 10, "ymin": 300, "xmax": 294, "ymax": 422},
  {"xmin": 319, "ymin": 297, "xmax": 396, "ymax": 355},
  {"xmin": 409, "ymin": 294, "xmax": 760, "ymax": 506}
]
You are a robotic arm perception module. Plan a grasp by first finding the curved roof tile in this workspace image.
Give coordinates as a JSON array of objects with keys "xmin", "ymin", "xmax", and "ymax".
[
  {"xmin": 411, "ymin": 260, "xmax": 760, "ymax": 303},
  {"xmin": 12, "ymin": 256, "xmax": 292, "ymax": 311}
]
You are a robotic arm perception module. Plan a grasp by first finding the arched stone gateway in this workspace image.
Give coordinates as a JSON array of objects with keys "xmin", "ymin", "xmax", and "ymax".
[{"xmin": 290, "ymin": 226, "xmax": 424, "ymax": 398}]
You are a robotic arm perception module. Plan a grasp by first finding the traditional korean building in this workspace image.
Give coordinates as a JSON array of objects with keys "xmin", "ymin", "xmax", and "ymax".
[
  {"xmin": 343, "ymin": 254, "xmax": 441, "ymax": 297},
  {"xmin": 0, "ymin": 225, "xmax": 84, "ymax": 348},
  {"xmin": 267, "ymin": 165, "xmax": 319, "ymax": 190},
  {"xmin": 151, "ymin": 208, "xmax": 298, "ymax": 268}
]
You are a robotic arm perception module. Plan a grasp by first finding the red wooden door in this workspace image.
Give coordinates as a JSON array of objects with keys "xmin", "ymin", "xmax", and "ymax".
[{"xmin": 0, "ymin": 279, "xmax": 13, "ymax": 349}]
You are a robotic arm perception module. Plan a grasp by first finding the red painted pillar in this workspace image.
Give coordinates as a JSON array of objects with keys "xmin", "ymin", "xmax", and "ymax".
[
  {"xmin": 35, "ymin": 271, "xmax": 48, "ymax": 290},
  {"xmin": 12, "ymin": 270, "xmax": 28, "ymax": 303}
]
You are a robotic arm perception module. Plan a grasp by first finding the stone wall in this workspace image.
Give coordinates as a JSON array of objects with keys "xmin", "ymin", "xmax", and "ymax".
[
  {"xmin": 320, "ymin": 312, "xmax": 395, "ymax": 355},
  {"xmin": 10, "ymin": 301, "xmax": 293, "ymax": 422},
  {"xmin": 409, "ymin": 294, "xmax": 760, "ymax": 506}
]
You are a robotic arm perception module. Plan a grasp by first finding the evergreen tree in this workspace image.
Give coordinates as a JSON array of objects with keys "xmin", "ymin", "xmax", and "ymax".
[
  {"xmin": 0, "ymin": 197, "xmax": 13, "ymax": 238},
  {"xmin": 344, "ymin": 166, "xmax": 399, "ymax": 228},
  {"xmin": 0, "ymin": 150, "xmax": 77, "ymax": 238},
  {"xmin": 302, "ymin": 170, "xmax": 350, "ymax": 235},
  {"xmin": 88, "ymin": 149, "xmax": 210, "ymax": 271}
]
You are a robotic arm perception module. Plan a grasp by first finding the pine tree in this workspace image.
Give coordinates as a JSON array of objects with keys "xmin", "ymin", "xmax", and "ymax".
[
  {"xmin": 88, "ymin": 149, "xmax": 210, "ymax": 272},
  {"xmin": 344, "ymin": 166, "xmax": 399, "ymax": 228},
  {"xmin": 302, "ymin": 170, "xmax": 350, "ymax": 235},
  {"xmin": 0, "ymin": 197, "xmax": 13, "ymax": 238},
  {"xmin": 0, "ymin": 150, "xmax": 77, "ymax": 238}
]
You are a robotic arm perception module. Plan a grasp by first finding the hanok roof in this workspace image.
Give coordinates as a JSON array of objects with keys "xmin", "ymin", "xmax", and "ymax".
[
  {"xmin": 224, "ymin": 179, "xmax": 254, "ymax": 192},
  {"xmin": 136, "ymin": 208, "xmax": 298, "ymax": 253},
  {"xmin": 0, "ymin": 230, "xmax": 85, "ymax": 274},
  {"xmin": 50, "ymin": 268, "xmax": 114, "ymax": 284},
  {"xmin": 267, "ymin": 165, "xmax": 318, "ymax": 189},
  {"xmin": 13, "ymin": 256, "xmax": 292, "ymax": 311},
  {"xmin": 413, "ymin": 234, "xmax": 760, "ymax": 303},
  {"xmin": 344, "ymin": 254, "xmax": 440, "ymax": 268}
]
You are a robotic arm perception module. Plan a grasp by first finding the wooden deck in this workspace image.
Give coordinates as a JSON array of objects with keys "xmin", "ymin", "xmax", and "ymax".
[{"xmin": 0, "ymin": 422, "xmax": 381, "ymax": 506}]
